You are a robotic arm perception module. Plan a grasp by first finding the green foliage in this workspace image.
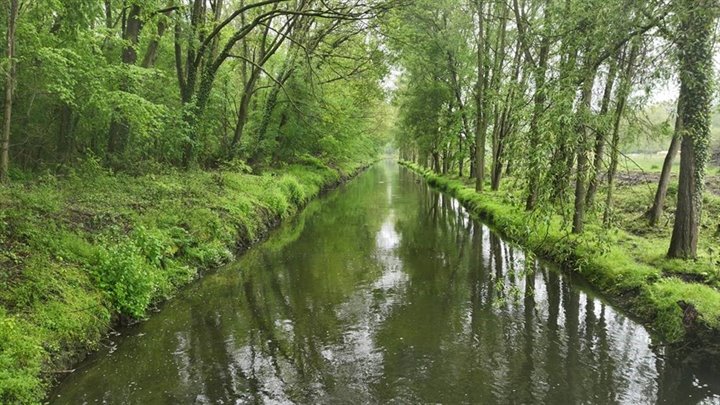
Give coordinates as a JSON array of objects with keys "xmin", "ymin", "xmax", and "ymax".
[
  {"xmin": 5, "ymin": 0, "xmax": 390, "ymax": 174},
  {"xmin": 279, "ymin": 176, "xmax": 307, "ymax": 206},
  {"xmin": 93, "ymin": 239, "xmax": 156, "ymax": 318},
  {"xmin": 0, "ymin": 312, "xmax": 44, "ymax": 404}
]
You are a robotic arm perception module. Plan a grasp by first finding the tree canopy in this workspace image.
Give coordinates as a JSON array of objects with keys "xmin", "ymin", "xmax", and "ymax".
[{"xmin": 382, "ymin": 0, "xmax": 720, "ymax": 259}]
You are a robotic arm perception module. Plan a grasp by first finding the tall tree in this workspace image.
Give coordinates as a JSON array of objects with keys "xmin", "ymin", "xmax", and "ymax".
[
  {"xmin": 647, "ymin": 101, "xmax": 682, "ymax": 226},
  {"xmin": 1, "ymin": 0, "xmax": 19, "ymax": 182},
  {"xmin": 106, "ymin": 3, "xmax": 142, "ymax": 157},
  {"xmin": 668, "ymin": 0, "xmax": 717, "ymax": 259},
  {"xmin": 603, "ymin": 40, "xmax": 639, "ymax": 226},
  {"xmin": 474, "ymin": 0, "xmax": 486, "ymax": 191},
  {"xmin": 571, "ymin": 60, "xmax": 600, "ymax": 234},
  {"xmin": 585, "ymin": 57, "xmax": 618, "ymax": 207}
]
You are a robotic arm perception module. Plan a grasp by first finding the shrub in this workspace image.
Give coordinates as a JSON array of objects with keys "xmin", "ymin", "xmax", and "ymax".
[{"xmin": 92, "ymin": 241, "xmax": 155, "ymax": 318}]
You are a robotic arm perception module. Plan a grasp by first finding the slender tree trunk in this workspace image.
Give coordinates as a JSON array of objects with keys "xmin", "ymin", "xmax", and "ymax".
[
  {"xmin": 255, "ymin": 68, "xmax": 293, "ymax": 140},
  {"xmin": 271, "ymin": 109, "xmax": 289, "ymax": 163},
  {"xmin": 469, "ymin": 143, "xmax": 476, "ymax": 179},
  {"xmin": 572, "ymin": 63, "xmax": 599, "ymax": 234},
  {"xmin": 107, "ymin": 4, "xmax": 142, "ymax": 157},
  {"xmin": 57, "ymin": 103, "xmax": 75, "ymax": 162},
  {"xmin": 1, "ymin": 0, "xmax": 19, "ymax": 183},
  {"xmin": 447, "ymin": 50, "xmax": 471, "ymax": 179},
  {"xmin": 474, "ymin": 0, "xmax": 486, "ymax": 192},
  {"xmin": 604, "ymin": 41, "xmax": 639, "ymax": 226},
  {"xmin": 229, "ymin": 68, "xmax": 261, "ymax": 155},
  {"xmin": 105, "ymin": 0, "xmax": 113, "ymax": 29},
  {"xmin": 491, "ymin": 35, "xmax": 521, "ymax": 191},
  {"xmin": 525, "ymin": 30, "xmax": 550, "ymax": 210},
  {"xmin": 586, "ymin": 58, "xmax": 618, "ymax": 207},
  {"xmin": 668, "ymin": 0, "xmax": 715, "ymax": 259},
  {"xmin": 433, "ymin": 151, "xmax": 441, "ymax": 173},
  {"xmin": 550, "ymin": 44, "xmax": 579, "ymax": 202},
  {"xmin": 442, "ymin": 147, "xmax": 450, "ymax": 174},
  {"xmin": 648, "ymin": 104, "xmax": 683, "ymax": 226},
  {"xmin": 488, "ymin": 0, "xmax": 508, "ymax": 191},
  {"xmin": 140, "ymin": 3, "xmax": 177, "ymax": 69}
]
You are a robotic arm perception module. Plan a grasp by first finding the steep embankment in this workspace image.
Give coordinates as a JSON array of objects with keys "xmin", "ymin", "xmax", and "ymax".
[
  {"xmin": 0, "ymin": 157, "xmax": 372, "ymax": 403},
  {"xmin": 400, "ymin": 160, "xmax": 720, "ymax": 351}
]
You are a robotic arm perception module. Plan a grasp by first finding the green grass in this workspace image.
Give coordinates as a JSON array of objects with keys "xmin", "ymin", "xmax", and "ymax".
[
  {"xmin": 0, "ymin": 157, "xmax": 374, "ymax": 404},
  {"xmin": 401, "ymin": 160, "xmax": 720, "ymax": 348},
  {"xmin": 618, "ymin": 152, "xmax": 678, "ymax": 174}
]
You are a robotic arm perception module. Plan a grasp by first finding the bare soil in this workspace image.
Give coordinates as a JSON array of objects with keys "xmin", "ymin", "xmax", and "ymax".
[{"xmin": 612, "ymin": 171, "xmax": 720, "ymax": 196}]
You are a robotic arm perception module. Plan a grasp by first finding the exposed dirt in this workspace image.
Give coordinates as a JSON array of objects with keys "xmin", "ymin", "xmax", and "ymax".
[{"xmin": 611, "ymin": 171, "xmax": 720, "ymax": 196}]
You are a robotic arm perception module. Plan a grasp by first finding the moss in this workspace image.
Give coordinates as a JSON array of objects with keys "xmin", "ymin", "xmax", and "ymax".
[
  {"xmin": 400, "ymin": 160, "xmax": 720, "ymax": 348},
  {"xmin": 648, "ymin": 279, "xmax": 720, "ymax": 340}
]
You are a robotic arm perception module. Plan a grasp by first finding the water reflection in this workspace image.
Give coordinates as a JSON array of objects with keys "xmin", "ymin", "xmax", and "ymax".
[{"xmin": 51, "ymin": 162, "xmax": 720, "ymax": 404}]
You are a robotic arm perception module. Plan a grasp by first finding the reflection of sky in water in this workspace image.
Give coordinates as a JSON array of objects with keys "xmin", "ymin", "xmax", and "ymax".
[
  {"xmin": 50, "ymin": 163, "xmax": 720, "ymax": 404},
  {"xmin": 321, "ymin": 204, "xmax": 409, "ymax": 401}
]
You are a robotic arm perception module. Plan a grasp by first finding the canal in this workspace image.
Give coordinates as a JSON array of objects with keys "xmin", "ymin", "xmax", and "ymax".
[{"xmin": 51, "ymin": 161, "xmax": 720, "ymax": 404}]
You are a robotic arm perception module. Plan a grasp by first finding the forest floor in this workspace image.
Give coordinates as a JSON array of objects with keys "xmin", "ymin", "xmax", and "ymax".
[
  {"xmin": 0, "ymin": 156, "xmax": 374, "ymax": 404},
  {"xmin": 400, "ymin": 160, "xmax": 720, "ymax": 354}
]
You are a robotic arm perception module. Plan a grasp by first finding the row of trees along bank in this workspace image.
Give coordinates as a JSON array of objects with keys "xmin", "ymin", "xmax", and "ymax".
[
  {"xmin": 0, "ymin": 0, "xmax": 397, "ymax": 180},
  {"xmin": 385, "ymin": 0, "xmax": 719, "ymax": 260}
]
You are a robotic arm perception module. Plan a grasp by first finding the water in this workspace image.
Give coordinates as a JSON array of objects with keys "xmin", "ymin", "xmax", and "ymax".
[{"xmin": 51, "ymin": 161, "xmax": 720, "ymax": 404}]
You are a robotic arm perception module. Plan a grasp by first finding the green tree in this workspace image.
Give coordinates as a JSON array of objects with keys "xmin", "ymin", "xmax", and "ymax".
[{"xmin": 668, "ymin": 0, "xmax": 718, "ymax": 258}]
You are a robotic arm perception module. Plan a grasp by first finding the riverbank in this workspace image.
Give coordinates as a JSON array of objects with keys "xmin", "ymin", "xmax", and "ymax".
[
  {"xmin": 399, "ymin": 160, "xmax": 720, "ymax": 350},
  {"xmin": 0, "ymin": 157, "xmax": 373, "ymax": 403}
]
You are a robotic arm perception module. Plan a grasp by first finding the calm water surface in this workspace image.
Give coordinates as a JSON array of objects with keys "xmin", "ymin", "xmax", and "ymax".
[{"xmin": 51, "ymin": 162, "xmax": 720, "ymax": 404}]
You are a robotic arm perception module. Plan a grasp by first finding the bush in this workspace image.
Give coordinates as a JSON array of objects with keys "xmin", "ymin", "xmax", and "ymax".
[{"xmin": 93, "ymin": 241, "xmax": 155, "ymax": 318}]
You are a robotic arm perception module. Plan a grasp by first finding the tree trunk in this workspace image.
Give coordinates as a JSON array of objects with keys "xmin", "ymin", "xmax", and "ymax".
[
  {"xmin": 668, "ymin": 0, "xmax": 715, "ymax": 259},
  {"xmin": 648, "ymin": 105, "xmax": 683, "ymax": 226},
  {"xmin": 524, "ymin": 28, "xmax": 550, "ymax": 210},
  {"xmin": 253, "ymin": 66, "xmax": 294, "ymax": 153},
  {"xmin": 491, "ymin": 35, "xmax": 522, "ymax": 191},
  {"xmin": 442, "ymin": 147, "xmax": 450, "ymax": 174},
  {"xmin": 432, "ymin": 151, "xmax": 441, "ymax": 173},
  {"xmin": 585, "ymin": 58, "xmax": 619, "ymax": 207},
  {"xmin": 1, "ymin": 0, "xmax": 19, "ymax": 183},
  {"xmin": 474, "ymin": 0, "xmax": 486, "ymax": 192},
  {"xmin": 229, "ymin": 67, "xmax": 261, "ymax": 155},
  {"xmin": 572, "ymin": 63, "xmax": 599, "ymax": 234},
  {"xmin": 56, "ymin": 103, "xmax": 75, "ymax": 162},
  {"xmin": 107, "ymin": 4, "xmax": 142, "ymax": 157},
  {"xmin": 604, "ymin": 41, "xmax": 639, "ymax": 226},
  {"xmin": 105, "ymin": 0, "xmax": 113, "ymax": 29},
  {"xmin": 550, "ymin": 50, "xmax": 580, "ymax": 203},
  {"xmin": 140, "ymin": 3, "xmax": 177, "ymax": 69},
  {"xmin": 469, "ymin": 143, "xmax": 476, "ymax": 179}
]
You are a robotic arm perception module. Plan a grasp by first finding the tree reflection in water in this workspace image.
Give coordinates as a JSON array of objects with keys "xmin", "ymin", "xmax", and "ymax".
[{"xmin": 51, "ymin": 162, "xmax": 720, "ymax": 404}]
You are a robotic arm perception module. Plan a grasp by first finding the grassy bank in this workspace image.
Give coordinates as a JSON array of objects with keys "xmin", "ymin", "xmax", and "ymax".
[
  {"xmin": 0, "ymin": 156, "xmax": 373, "ymax": 403},
  {"xmin": 400, "ymin": 160, "xmax": 720, "ymax": 349}
]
